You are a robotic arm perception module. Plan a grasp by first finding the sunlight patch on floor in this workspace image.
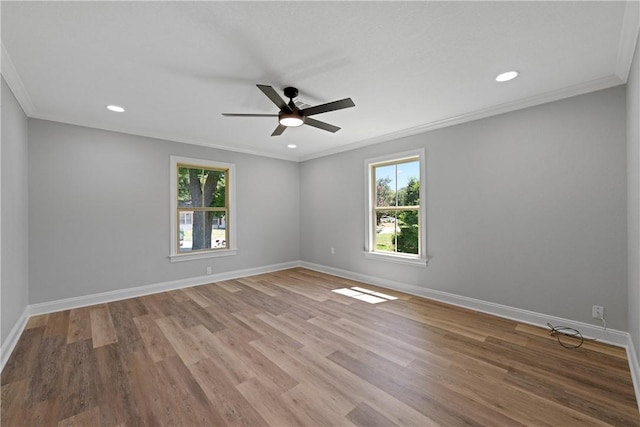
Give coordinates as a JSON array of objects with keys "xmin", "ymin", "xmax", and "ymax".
[{"xmin": 332, "ymin": 287, "xmax": 398, "ymax": 304}]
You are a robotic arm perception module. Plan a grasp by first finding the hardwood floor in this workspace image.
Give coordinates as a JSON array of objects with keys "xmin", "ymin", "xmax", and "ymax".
[{"xmin": 2, "ymin": 267, "xmax": 639, "ymax": 426}]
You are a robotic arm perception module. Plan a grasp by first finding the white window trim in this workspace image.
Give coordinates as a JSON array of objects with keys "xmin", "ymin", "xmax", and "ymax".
[
  {"xmin": 363, "ymin": 148, "xmax": 429, "ymax": 267},
  {"xmin": 169, "ymin": 155, "xmax": 237, "ymax": 262}
]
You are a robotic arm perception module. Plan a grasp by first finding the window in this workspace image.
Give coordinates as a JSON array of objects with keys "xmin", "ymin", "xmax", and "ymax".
[
  {"xmin": 179, "ymin": 212, "xmax": 193, "ymax": 225},
  {"xmin": 169, "ymin": 156, "xmax": 236, "ymax": 262},
  {"xmin": 365, "ymin": 149, "xmax": 427, "ymax": 266}
]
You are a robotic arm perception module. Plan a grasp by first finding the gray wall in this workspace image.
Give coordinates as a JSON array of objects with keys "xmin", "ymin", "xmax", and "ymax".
[
  {"xmin": 1, "ymin": 77, "xmax": 29, "ymax": 344},
  {"xmin": 28, "ymin": 119, "xmax": 300, "ymax": 303},
  {"xmin": 628, "ymin": 32, "xmax": 640, "ymax": 360},
  {"xmin": 301, "ymin": 86, "xmax": 628, "ymax": 330}
]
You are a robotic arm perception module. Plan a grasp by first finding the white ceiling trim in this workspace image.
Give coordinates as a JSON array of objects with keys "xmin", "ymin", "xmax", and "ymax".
[
  {"xmin": 27, "ymin": 111, "xmax": 300, "ymax": 163},
  {"xmin": 615, "ymin": 0, "xmax": 640, "ymax": 82},
  {"xmin": 300, "ymin": 74, "xmax": 624, "ymax": 163},
  {"xmin": 1, "ymin": 43, "xmax": 35, "ymax": 115},
  {"xmin": 19, "ymin": 72, "xmax": 626, "ymax": 164}
]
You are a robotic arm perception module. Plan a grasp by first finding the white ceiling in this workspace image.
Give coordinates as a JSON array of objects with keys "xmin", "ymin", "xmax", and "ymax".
[{"xmin": 2, "ymin": 1, "xmax": 639, "ymax": 161}]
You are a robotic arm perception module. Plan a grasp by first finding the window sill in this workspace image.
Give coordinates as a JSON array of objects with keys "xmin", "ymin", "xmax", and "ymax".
[
  {"xmin": 169, "ymin": 249, "xmax": 238, "ymax": 263},
  {"xmin": 363, "ymin": 251, "xmax": 429, "ymax": 267}
]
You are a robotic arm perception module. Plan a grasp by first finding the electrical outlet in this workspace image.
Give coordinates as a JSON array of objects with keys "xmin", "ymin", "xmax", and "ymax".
[
  {"xmin": 206, "ymin": 266, "xmax": 212, "ymax": 275},
  {"xmin": 592, "ymin": 305, "xmax": 604, "ymax": 319}
]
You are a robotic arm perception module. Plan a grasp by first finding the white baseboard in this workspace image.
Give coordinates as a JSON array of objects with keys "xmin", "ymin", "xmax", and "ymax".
[
  {"xmin": 29, "ymin": 261, "xmax": 300, "ymax": 316},
  {"xmin": 300, "ymin": 261, "xmax": 629, "ymax": 347},
  {"xmin": 626, "ymin": 336, "xmax": 640, "ymax": 414},
  {"xmin": 1, "ymin": 306, "xmax": 29, "ymax": 371}
]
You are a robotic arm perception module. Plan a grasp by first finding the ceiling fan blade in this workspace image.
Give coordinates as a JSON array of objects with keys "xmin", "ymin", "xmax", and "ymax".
[
  {"xmin": 305, "ymin": 117, "xmax": 341, "ymax": 133},
  {"xmin": 271, "ymin": 124, "xmax": 287, "ymax": 136},
  {"xmin": 300, "ymin": 98, "xmax": 355, "ymax": 117},
  {"xmin": 257, "ymin": 84, "xmax": 291, "ymax": 112},
  {"xmin": 222, "ymin": 113, "xmax": 278, "ymax": 117}
]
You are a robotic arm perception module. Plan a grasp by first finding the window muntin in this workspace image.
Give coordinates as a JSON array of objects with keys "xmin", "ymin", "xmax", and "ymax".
[
  {"xmin": 170, "ymin": 156, "xmax": 236, "ymax": 261},
  {"xmin": 366, "ymin": 150, "xmax": 426, "ymax": 265}
]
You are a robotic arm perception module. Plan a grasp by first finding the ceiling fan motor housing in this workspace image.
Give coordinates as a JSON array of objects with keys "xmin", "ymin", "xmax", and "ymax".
[{"xmin": 283, "ymin": 87, "xmax": 299, "ymax": 100}]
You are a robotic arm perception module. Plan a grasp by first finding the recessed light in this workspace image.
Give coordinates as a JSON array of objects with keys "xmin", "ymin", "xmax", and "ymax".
[
  {"xmin": 496, "ymin": 71, "xmax": 519, "ymax": 82},
  {"xmin": 106, "ymin": 105, "xmax": 125, "ymax": 112},
  {"xmin": 287, "ymin": 144, "xmax": 297, "ymax": 149}
]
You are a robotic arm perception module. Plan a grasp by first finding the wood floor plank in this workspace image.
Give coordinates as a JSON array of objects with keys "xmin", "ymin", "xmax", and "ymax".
[
  {"xmin": 182, "ymin": 286, "xmax": 216, "ymax": 308},
  {"xmin": 94, "ymin": 344, "xmax": 143, "ymax": 426},
  {"xmin": 308, "ymin": 315, "xmax": 417, "ymax": 366},
  {"xmin": 108, "ymin": 300, "xmax": 145, "ymax": 355},
  {"xmin": 155, "ymin": 315, "xmax": 205, "ymax": 366},
  {"xmin": 126, "ymin": 350, "xmax": 179, "ymax": 426},
  {"xmin": 235, "ymin": 277, "xmax": 280, "ymax": 297},
  {"xmin": 44, "ymin": 310, "xmax": 71, "ymax": 338},
  {"xmin": 215, "ymin": 279, "xmax": 243, "ymax": 293},
  {"xmin": 25, "ymin": 313, "xmax": 50, "ymax": 329},
  {"xmin": 136, "ymin": 293, "xmax": 169, "ymax": 319},
  {"xmin": 1, "ymin": 379, "xmax": 29, "ymax": 426},
  {"xmin": 180, "ymin": 299, "xmax": 227, "ymax": 334},
  {"xmin": 24, "ymin": 335, "xmax": 67, "ymax": 406},
  {"xmin": 328, "ymin": 348, "xmax": 525, "ymax": 426},
  {"xmin": 294, "ymin": 345, "xmax": 440, "ymax": 427},
  {"xmin": 187, "ymin": 324, "xmax": 255, "ymax": 386},
  {"xmin": 201, "ymin": 282, "xmax": 255, "ymax": 313},
  {"xmin": 158, "ymin": 355, "xmax": 229, "ymax": 426},
  {"xmin": 214, "ymin": 326, "xmax": 299, "ymax": 394},
  {"xmin": 249, "ymin": 337, "xmax": 361, "ymax": 410},
  {"xmin": 132, "ymin": 314, "xmax": 177, "ymax": 363},
  {"xmin": 279, "ymin": 383, "xmax": 358, "ymax": 427},
  {"xmin": 57, "ymin": 406, "xmax": 101, "ymax": 427},
  {"xmin": 236, "ymin": 376, "xmax": 308, "ymax": 426},
  {"xmin": 1, "ymin": 326, "xmax": 45, "ymax": 385},
  {"xmin": 232, "ymin": 309, "xmax": 305, "ymax": 350},
  {"xmin": 66, "ymin": 308, "xmax": 92, "ymax": 344},
  {"xmin": 89, "ymin": 307, "xmax": 117, "ymax": 348},
  {"xmin": 58, "ymin": 339, "xmax": 98, "ymax": 421},
  {"xmin": 25, "ymin": 397, "xmax": 62, "ymax": 426},
  {"xmin": 2, "ymin": 268, "xmax": 638, "ymax": 426},
  {"xmin": 187, "ymin": 357, "xmax": 270, "ymax": 427},
  {"xmin": 346, "ymin": 401, "xmax": 398, "ymax": 427}
]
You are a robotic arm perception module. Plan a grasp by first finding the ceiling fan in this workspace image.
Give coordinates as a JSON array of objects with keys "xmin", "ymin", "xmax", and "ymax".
[{"xmin": 222, "ymin": 85, "xmax": 355, "ymax": 136}]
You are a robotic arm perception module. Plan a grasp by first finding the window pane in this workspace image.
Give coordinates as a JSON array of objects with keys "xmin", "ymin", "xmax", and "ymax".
[
  {"xmin": 375, "ymin": 210, "xmax": 399, "ymax": 252},
  {"xmin": 178, "ymin": 167, "xmax": 193, "ymax": 210},
  {"xmin": 397, "ymin": 161, "xmax": 420, "ymax": 206},
  {"xmin": 397, "ymin": 216, "xmax": 419, "ymax": 254},
  {"xmin": 178, "ymin": 167, "xmax": 226, "ymax": 209},
  {"xmin": 375, "ymin": 164, "xmax": 397, "ymax": 207},
  {"xmin": 210, "ymin": 171, "xmax": 226, "ymax": 208},
  {"xmin": 179, "ymin": 210, "xmax": 227, "ymax": 252}
]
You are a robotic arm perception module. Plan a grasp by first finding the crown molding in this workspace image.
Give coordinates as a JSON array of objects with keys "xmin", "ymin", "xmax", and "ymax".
[
  {"xmin": 1, "ymin": 43, "xmax": 35, "ymax": 115},
  {"xmin": 616, "ymin": 0, "xmax": 640, "ymax": 83},
  {"xmin": 300, "ymin": 74, "xmax": 624, "ymax": 162},
  {"xmin": 28, "ymin": 113, "xmax": 300, "ymax": 163}
]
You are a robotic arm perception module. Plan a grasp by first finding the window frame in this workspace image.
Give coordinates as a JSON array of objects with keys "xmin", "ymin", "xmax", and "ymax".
[
  {"xmin": 364, "ymin": 149, "xmax": 428, "ymax": 267},
  {"xmin": 169, "ymin": 155, "xmax": 237, "ymax": 262}
]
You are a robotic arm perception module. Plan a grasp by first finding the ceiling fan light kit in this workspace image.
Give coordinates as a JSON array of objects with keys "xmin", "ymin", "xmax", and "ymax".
[
  {"xmin": 222, "ymin": 84, "xmax": 355, "ymax": 136},
  {"xmin": 279, "ymin": 112, "xmax": 305, "ymax": 127}
]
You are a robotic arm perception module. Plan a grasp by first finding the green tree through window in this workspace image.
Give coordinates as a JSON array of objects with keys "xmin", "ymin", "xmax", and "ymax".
[{"xmin": 178, "ymin": 165, "xmax": 227, "ymax": 252}]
